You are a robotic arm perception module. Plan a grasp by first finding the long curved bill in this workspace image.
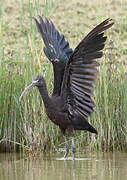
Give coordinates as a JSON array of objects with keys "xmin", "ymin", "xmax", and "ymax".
[{"xmin": 19, "ymin": 81, "xmax": 36, "ymax": 101}]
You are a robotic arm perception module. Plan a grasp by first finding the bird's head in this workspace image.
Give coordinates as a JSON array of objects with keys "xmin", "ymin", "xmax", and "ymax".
[
  {"xmin": 32, "ymin": 75, "xmax": 45, "ymax": 87},
  {"xmin": 19, "ymin": 75, "xmax": 44, "ymax": 101}
]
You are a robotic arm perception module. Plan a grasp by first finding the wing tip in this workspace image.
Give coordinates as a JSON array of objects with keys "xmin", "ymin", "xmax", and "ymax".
[{"xmin": 104, "ymin": 18, "xmax": 114, "ymax": 29}]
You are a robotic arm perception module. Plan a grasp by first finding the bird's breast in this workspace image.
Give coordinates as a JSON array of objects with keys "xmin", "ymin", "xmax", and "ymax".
[{"xmin": 45, "ymin": 106, "xmax": 71, "ymax": 129}]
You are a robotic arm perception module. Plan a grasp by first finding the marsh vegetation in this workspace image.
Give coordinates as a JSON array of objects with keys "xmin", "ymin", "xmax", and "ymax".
[{"xmin": 0, "ymin": 0, "xmax": 127, "ymax": 153}]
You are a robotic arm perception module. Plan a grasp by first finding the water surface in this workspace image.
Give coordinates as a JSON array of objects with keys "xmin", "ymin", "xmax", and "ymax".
[{"xmin": 0, "ymin": 152, "xmax": 127, "ymax": 180}]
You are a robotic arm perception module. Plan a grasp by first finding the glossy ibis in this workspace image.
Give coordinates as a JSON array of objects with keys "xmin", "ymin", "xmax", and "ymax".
[{"xmin": 20, "ymin": 17, "xmax": 114, "ymax": 159}]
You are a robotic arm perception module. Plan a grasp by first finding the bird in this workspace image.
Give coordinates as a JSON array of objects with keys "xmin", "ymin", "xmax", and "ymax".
[{"xmin": 20, "ymin": 17, "xmax": 114, "ymax": 159}]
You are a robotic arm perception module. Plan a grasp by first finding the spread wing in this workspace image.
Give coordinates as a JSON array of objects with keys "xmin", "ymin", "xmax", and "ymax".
[
  {"xmin": 61, "ymin": 19, "xmax": 114, "ymax": 119},
  {"xmin": 34, "ymin": 16, "xmax": 73, "ymax": 63},
  {"xmin": 34, "ymin": 16, "xmax": 73, "ymax": 95}
]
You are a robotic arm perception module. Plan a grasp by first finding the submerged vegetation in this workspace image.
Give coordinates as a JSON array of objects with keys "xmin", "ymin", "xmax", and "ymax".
[{"xmin": 0, "ymin": 0, "xmax": 127, "ymax": 153}]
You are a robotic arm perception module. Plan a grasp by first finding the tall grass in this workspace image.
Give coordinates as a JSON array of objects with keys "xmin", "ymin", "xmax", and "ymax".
[{"xmin": 0, "ymin": 0, "xmax": 127, "ymax": 153}]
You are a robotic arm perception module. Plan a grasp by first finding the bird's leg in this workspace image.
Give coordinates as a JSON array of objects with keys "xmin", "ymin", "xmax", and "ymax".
[
  {"xmin": 63, "ymin": 136, "xmax": 69, "ymax": 159},
  {"xmin": 72, "ymin": 137, "xmax": 76, "ymax": 160}
]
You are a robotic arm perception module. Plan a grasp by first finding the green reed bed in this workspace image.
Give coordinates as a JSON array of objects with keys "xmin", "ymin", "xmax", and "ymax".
[{"xmin": 0, "ymin": 0, "xmax": 127, "ymax": 153}]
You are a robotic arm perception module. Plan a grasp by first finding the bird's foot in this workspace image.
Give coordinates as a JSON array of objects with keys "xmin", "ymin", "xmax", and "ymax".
[
  {"xmin": 63, "ymin": 136, "xmax": 70, "ymax": 159},
  {"xmin": 63, "ymin": 146, "xmax": 69, "ymax": 159},
  {"xmin": 72, "ymin": 147, "xmax": 76, "ymax": 160}
]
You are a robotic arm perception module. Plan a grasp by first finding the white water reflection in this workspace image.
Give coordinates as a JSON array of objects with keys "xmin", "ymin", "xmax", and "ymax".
[
  {"xmin": 0, "ymin": 152, "xmax": 127, "ymax": 180},
  {"xmin": 56, "ymin": 157, "xmax": 91, "ymax": 160}
]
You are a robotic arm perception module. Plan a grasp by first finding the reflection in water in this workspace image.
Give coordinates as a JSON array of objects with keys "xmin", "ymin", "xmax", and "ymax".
[{"xmin": 0, "ymin": 152, "xmax": 127, "ymax": 180}]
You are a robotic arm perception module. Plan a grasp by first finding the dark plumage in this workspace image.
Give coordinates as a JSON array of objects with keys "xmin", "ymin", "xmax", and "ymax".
[
  {"xmin": 20, "ymin": 17, "xmax": 114, "ymax": 159},
  {"xmin": 34, "ymin": 16, "xmax": 73, "ymax": 96}
]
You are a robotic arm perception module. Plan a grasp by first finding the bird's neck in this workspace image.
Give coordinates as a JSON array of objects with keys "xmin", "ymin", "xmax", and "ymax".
[
  {"xmin": 52, "ymin": 63, "xmax": 65, "ymax": 96},
  {"xmin": 37, "ymin": 83, "xmax": 51, "ymax": 108}
]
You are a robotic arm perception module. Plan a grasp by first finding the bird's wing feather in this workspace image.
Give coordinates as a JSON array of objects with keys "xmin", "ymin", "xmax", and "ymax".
[
  {"xmin": 34, "ymin": 16, "xmax": 73, "ymax": 62},
  {"xmin": 61, "ymin": 19, "xmax": 114, "ymax": 119},
  {"xmin": 34, "ymin": 16, "xmax": 73, "ymax": 96}
]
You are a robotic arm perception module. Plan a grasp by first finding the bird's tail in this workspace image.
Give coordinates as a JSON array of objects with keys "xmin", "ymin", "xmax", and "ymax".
[
  {"xmin": 86, "ymin": 123, "xmax": 98, "ymax": 134},
  {"xmin": 74, "ymin": 115, "xmax": 98, "ymax": 134}
]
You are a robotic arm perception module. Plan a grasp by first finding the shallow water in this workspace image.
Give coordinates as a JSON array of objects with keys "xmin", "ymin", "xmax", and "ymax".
[{"xmin": 0, "ymin": 152, "xmax": 127, "ymax": 180}]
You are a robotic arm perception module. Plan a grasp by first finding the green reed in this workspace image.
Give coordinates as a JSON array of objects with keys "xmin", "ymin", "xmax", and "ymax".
[{"xmin": 0, "ymin": 0, "xmax": 127, "ymax": 153}]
